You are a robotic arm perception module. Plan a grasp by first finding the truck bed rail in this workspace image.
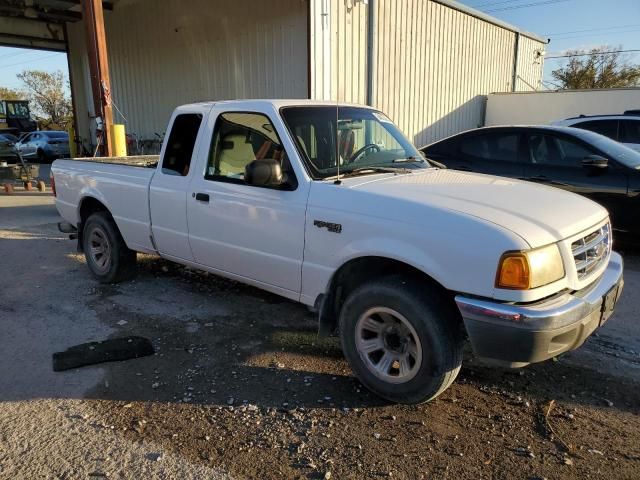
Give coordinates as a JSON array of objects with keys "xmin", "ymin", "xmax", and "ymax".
[{"xmin": 68, "ymin": 155, "xmax": 159, "ymax": 168}]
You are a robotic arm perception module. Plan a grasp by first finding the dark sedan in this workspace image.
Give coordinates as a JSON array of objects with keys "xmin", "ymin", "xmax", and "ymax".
[{"xmin": 421, "ymin": 126, "xmax": 640, "ymax": 237}]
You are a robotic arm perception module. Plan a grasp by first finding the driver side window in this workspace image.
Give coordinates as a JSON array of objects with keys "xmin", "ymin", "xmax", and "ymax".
[
  {"xmin": 205, "ymin": 112, "xmax": 295, "ymax": 187},
  {"xmin": 529, "ymin": 134, "xmax": 593, "ymax": 167}
]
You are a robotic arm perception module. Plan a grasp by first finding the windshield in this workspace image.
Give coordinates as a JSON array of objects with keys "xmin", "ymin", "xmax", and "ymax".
[
  {"xmin": 280, "ymin": 106, "xmax": 428, "ymax": 179},
  {"xmin": 6, "ymin": 101, "xmax": 29, "ymax": 118},
  {"xmin": 571, "ymin": 127, "xmax": 640, "ymax": 169}
]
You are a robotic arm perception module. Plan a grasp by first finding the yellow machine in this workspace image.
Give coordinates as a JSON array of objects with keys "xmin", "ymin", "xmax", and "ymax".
[{"xmin": 0, "ymin": 100, "xmax": 37, "ymax": 134}]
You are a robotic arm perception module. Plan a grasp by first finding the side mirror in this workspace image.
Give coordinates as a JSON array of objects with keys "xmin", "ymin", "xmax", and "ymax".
[
  {"xmin": 582, "ymin": 155, "xmax": 608, "ymax": 169},
  {"xmin": 245, "ymin": 159, "xmax": 284, "ymax": 187}
]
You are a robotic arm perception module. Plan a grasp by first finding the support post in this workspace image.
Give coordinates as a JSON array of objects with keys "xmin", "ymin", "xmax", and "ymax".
[
  {"xmin": 511, "ymin": 32, "xmax": 520, "ymax": 92},
  {"xmin": 366, "ymin": 0, "xmax": 377, "ymax": 107},
  {"xmin": 81, "ymin": 0, "xmax": 113, "ymax": 156}
]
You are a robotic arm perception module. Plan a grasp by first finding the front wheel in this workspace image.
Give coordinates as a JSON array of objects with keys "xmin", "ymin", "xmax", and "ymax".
[
  {"xmin": 339, "ymin": 275, "xmax": 463, "ymax": 404},
  {"xmin": 83, "ymin": 212, "xmax": 137, "ymax": 283}
]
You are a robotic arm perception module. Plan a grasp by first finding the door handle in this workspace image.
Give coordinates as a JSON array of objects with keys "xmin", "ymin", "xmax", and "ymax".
[{"xmin": 194, "ymin": 192, "xmax": 210, "ymax": 203}]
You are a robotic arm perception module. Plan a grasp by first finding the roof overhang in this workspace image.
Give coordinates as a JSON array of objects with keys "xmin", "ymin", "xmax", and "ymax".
[
  {"xmin": 0, "ymin": 0, "xmax": 114, "ymax": 51},
  {"xmin": 432, "ymin": 0, "xmax": 548, "ymax": 44}
]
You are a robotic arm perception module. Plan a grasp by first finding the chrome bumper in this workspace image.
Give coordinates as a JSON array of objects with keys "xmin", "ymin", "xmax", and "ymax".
[{"xmin": 455, "ymin": 251, "xmax": 624, "ymax": 367}]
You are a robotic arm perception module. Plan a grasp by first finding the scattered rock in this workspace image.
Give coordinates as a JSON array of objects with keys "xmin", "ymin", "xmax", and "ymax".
[
  {"xmin": 563, "ymin": 457, "xmax": 574, "ymax": 466},
  {"xmin": 373, "ymin": 433, "xmax": 381, "ymax": 440},
  {"xmin": 324, "ymin": 472, "xmax": 332, "ymax": 479},
  {"xmin": 603, "ymin": 399, "xmax": 614, "ymax": 407},
  {"xmin": 588, "ymin": 449, "xmax": 604, "ymax": 455},
  {"xmin": 116, "ymin": 320, "xmax": 128, "ymax": 326},
  {"xmin": 145, "ymin": 452, "xmax": 162, "ymax": 462},
  {"xmin": 227, "ymin": 397, "xmax": 235, "ymax": 405}
]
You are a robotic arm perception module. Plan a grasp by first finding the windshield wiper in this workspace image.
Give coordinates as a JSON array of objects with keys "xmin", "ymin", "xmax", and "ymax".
[
  {"xmin": 339, "ymin": 166, "xmax": 413, "ymax": 178},
  {"xmin": 392, "ymin": 156, "xmax": 424, "ymax": 163}
]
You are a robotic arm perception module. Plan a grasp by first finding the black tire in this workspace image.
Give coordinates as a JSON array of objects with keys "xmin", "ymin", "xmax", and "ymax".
[
  {"xmin": 83, "ymin": 211, "xmax": 137, "ymax": 283},
  {"xmin": 339, "ymin": 275, "xmax": 463, "ymax": 404}
]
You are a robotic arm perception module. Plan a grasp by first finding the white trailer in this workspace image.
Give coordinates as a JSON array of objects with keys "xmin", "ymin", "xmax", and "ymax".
[{"xmin": 485, "ymin": 88, "xmax": 640, "ymax": 126}]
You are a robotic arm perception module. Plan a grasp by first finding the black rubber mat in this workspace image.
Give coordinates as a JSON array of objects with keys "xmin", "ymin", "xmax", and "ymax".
[{"xmin": 53, "ymin": 336, "xmax": 155, "ymax": 372}]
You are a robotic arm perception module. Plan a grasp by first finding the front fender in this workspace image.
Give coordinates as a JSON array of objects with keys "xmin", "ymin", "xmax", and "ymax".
[{"xmin": 301, "ymin": 208, "xmax": 529, "ymax": 306}]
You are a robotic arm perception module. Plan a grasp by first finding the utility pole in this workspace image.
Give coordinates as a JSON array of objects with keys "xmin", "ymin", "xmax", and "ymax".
[{"xmin": 81, "ymin": 0, "xmax": 113, "ymax": 156}]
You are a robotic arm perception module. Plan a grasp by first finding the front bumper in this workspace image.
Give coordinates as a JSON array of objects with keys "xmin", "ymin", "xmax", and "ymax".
[{"xmin": 455, "ymin": 251, "xmax": 624, "ymax": 367}]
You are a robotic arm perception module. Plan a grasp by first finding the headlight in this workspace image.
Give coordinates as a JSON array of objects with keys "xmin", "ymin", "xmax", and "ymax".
[{"xmin": 495, "ymin": 244, "xmax": 565, "ymax": 290}]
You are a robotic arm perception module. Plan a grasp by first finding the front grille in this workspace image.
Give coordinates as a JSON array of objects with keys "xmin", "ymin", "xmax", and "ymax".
[{"xmin": 572, "ymin": 223, "xmax": 611, "ymax": 280}]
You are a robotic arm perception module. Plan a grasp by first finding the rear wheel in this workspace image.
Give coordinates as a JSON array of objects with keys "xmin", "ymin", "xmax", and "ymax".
[
  {"xmin": 83, "ymin": 212, "xmax": 137, "ymax": 283},
  {"xmin": 339, "ymin": 275, "xmax": 463, "ymax": 404}
]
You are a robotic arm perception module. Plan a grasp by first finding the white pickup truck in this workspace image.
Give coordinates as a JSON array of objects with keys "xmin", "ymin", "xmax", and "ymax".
[{"xmin": 52, "ymin": 100, "xmax": 624, "ymax": 404}]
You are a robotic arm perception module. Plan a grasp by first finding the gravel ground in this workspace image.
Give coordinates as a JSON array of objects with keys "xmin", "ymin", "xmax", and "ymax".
[{"xmin": 0, "ymin": 192, "xmax": 639, "ymax": 479}]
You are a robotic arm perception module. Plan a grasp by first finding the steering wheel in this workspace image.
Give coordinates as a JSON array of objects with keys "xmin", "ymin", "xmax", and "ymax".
[{"xmin": 349, "ymin": 143, "xmax": 381, "ymax": 163}]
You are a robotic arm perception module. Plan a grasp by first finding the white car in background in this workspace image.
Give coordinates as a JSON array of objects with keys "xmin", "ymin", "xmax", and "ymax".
[{"xmin": 552, "ymin": 111, "xmax": 640, "ymax": 152}]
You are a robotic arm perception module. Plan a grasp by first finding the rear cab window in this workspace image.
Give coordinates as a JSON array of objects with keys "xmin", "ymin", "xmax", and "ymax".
[{"xmin": 161, "ymin": 113, "xmax": 203, "ymax": 176}]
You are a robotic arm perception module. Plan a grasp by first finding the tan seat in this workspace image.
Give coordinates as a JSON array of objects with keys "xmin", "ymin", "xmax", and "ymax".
[{"xmin": 217, "ymin": 134, "xmax": 256, "ymax": 176}]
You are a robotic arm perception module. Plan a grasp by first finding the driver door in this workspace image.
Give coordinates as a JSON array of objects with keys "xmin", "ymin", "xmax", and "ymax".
[{"xmin": 187, "ymin": 107, "xmax": 310, "ymax": 296}]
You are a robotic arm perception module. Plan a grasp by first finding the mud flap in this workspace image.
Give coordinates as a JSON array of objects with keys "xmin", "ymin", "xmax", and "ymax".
[{"xmin": 53, "ymin": 336, "xmax": 154, "ymax": 372}]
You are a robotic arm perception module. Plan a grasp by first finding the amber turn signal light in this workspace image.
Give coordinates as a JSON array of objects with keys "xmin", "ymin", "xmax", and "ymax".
[{"xmin": 496, "ymin": 253, "xmax": 530, "ymax": 289}]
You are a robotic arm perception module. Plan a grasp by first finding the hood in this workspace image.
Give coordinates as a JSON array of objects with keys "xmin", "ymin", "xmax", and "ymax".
[{"xmin": 341, "ymin": 169, "xmax": 608, "ymax": 248}]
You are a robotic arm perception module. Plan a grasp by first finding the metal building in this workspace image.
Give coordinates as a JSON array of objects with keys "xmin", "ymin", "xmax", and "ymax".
[{"xmin": 0, "ymin": 0, "xmax": 546, "ymax": 152}]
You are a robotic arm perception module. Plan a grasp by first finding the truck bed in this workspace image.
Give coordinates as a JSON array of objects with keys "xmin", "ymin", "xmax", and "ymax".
[{"xmin": 52, "ymin": 158, "xmax": 157, "ymax": 253}]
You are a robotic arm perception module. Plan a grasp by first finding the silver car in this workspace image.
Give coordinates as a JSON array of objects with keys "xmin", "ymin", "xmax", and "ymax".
[{"xmin": 15, "ymin": 130, "xmax": 70, "ymax": 163}]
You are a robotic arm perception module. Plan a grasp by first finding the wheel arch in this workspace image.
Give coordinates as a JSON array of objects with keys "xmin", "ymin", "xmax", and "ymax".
[
  {"xmin": 76, "ymin": 196, "xmax": 113, "ymax": 252},
  {"xmin": 317, "ymin": 255, "xmax": 461, "ymax": 337}
]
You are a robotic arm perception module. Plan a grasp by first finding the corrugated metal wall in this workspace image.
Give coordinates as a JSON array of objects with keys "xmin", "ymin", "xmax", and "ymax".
[
  {"xmin": 68, "ymin": 0, "xmax": 308, "ymax": 143},
  {"xmin": 310, "ymin": 0, "xmax": 367, "ymax": 103},
  {"xmin": 67, "ymin": 0, "xmax": 545, "ymax": 149},
  {"xmin": 515, "ymin": 34, "xmax": 545, "ymax": 92},
  {"xmin": 311, "ymin": 0, "xmax": 545, "ymax": 147}
]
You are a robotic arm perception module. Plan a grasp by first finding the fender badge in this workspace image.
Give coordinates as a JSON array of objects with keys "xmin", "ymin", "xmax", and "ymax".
[{"xmin": 313, "ymin": 220, "xmax": 342, "ymax": 234}]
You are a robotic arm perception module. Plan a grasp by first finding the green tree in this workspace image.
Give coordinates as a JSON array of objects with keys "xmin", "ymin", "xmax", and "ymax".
[
  {"xmin": 551, "ymin": 46, "xmax": 640, "ymax": 89},
  {"xmin": 0, "ymin": 86, "xmax": 24, "ymax": 100},
  {"xmin": 17, "ymin": 69, "xmax": 72, "ymax": 129}
]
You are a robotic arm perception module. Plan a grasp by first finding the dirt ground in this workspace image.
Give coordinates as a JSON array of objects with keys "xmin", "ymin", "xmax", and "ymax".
[{"xmin": 1, "ymin": 191, "xmax": 639, "ymax": 479}]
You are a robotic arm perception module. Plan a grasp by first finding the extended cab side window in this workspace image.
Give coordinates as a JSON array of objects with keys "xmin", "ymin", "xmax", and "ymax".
[
  {"xmin": 459, "ymin": 133, "xmax": 520, "ymax": 162},
  {"xmin": 161, "ymin": 113, "xmax": 203, "ymax": 176},
  {"xmin": 205, "ymin": 112, "xmax": 296, "ymax": 188}
]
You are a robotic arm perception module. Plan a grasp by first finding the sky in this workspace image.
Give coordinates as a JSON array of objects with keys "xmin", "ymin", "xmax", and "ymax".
[
  {"xmin": 0, "ymin": 48, "xmax": 67, "ymax": 92},
  {"xmin": 458, "ymin": 0, "xmax": 640, "ymax": 87},
  {"xmin": 0, "ymin": 0, "xmax": 639, "ymax": 94}
]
